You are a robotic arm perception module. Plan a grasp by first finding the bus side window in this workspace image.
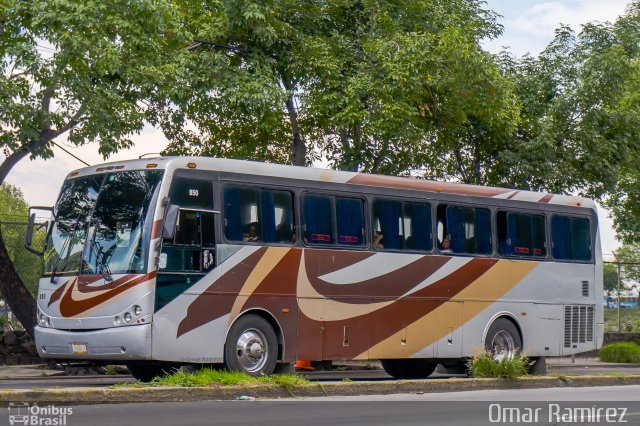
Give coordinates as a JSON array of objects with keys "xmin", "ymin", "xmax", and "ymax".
[
  {"xmin": 438, "ymin": 204, "xmax": 491, "ymax": 255},
  {"xmin": 497, "ymin": 211, "xmax": 547, "ymax": 258},
  {"xmin": 223, "ymin": 186, "xmax": 294, "ymax": 245},
  {"xmin": 551, "ymin": 215, "xmax": 591, "ymax": 261},
  {"xmin": 302, "ymin": 194, "xmax": 334, "ymax": 245}
]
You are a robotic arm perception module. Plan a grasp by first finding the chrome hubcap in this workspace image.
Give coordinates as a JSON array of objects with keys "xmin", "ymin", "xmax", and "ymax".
[
  {"xmin": 236, "ymin": 328, "xmax": 268, "ymax": 373},
  {"xmin": 490, "ymin": 330, "xmax": 516, "ymax": 362}
]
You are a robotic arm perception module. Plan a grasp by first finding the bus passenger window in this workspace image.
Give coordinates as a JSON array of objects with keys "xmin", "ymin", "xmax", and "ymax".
[
  {"xmin": 497, "ymin": 211, "xmax": 546, "ymax": 258},
  {"xmin": 302, "ymin": 195, "xmax": 334, "ymax": 245},
  {"xmin": 551, "ymin": 215, "xmax": 591, "ymax": 261},
  {"xmin": 223, "ymin": 186, "xmax": 294, "ymax": 244},
  {"xmin": 372, "ymin": 199, "xmax": 432, "ymax": 251},
  {"xmin": 336, "ymin": 197, "xmax": 365, "ymax": 246},
  {"xmin": 437, "ymin": 204, "xmax": 491, "ymax": 255}
]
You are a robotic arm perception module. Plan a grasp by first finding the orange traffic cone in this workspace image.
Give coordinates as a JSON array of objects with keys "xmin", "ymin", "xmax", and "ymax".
[{"xmin": 294, "ymin": 360, "xmax": 315, "ymax": 371}]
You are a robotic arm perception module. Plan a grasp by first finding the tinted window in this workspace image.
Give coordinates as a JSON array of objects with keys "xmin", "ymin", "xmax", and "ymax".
[
  {"xmin": 302, "ymin": 194, "xmax": 365, "ymax": 246},
  {"xmin": 223, "ymin": 186, "xmax": 294, "ymax": 244},
  {"xmin": 437, "ymin": 205, "xmax": 492, "ymax": 255},
  {"xmin": 551, "ymin": 215, "xmax": 592, "ymax": 261},
  {"xmin": 372, "ymin": 199, "xmax": 432, "ymax": 251},
  {"xmin": 497, "ymin": 211, "xmax": 546, "ymax": 258},
  {"xmin": 169, "ymin": 177, "xmax": 213, "ymax": 210}
]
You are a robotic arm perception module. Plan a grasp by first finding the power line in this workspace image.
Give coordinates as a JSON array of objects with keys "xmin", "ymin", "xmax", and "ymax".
[{"xmin": 49, "ymin": 140, "xmax": 90, "ymax": 166}]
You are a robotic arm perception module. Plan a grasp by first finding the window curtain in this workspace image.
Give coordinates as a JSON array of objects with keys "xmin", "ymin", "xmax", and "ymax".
[
  {"xmin": 304, "ymin": 196, "xmax": 333, "ymax": 244},
  {"xmin": 552, "ymin": 216, "xmax": 571, "ymax": 259},
  {"xmin": 475, "ymin": 208, "xmax": 492, "ymax": 254},
  {"xmin": 446, "ymin": 206, "xmax": 465, "ymax": 253},
  {"xmin": 336, "ymin": 198, "xmax": 363, "ymax": 245},
  {"xmin": 376, "ymin": 200, "xmax": 401, "ymax": 249},
  {"xmin": 572, "ymin": 218, "xmax": 591, "ymax": 261},
  {"xmin": 260, "ymin": 190, "xmax": 277, "ymax": 243},
  {"xmin": 409, "ymin": 203, "xmax": 431, "ymax": 251},
  {"xmin": 223, "ymin": 187, "xmax": 242, "ymax": 241}
]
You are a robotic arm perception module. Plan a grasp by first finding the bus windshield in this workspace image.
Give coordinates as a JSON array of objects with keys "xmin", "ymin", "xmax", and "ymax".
[{"xmin": 44, "ymin": 170, "xmax": 163, "ymax": 276}]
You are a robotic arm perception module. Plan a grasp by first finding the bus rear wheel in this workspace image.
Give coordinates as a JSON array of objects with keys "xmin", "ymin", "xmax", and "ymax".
[
  {"xmin": 485, "ymin": 318, "xmax": 522, "ymax": 361},
  {"xmin": 224, "ymin": 314, "xmax": 278, "ymax": 376},
  {"xmin": 381, "ymin": 359, "xmax": 437, "ymax": 379}
]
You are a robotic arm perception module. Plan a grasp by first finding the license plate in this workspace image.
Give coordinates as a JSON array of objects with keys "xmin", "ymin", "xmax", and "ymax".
[{"xmin": 71, "ymin": 343, "xmax": 87, "ymax": 355}]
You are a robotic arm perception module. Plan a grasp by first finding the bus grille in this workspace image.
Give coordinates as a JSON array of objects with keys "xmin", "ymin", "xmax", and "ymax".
[{"xmin": 564, "ymin": 305, "xmax": 595, "ymax": 348}]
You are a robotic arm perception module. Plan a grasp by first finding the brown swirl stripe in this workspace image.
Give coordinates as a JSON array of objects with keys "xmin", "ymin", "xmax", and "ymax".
[
  {"xmin": 236, "ymin": 249, "xmax": 303, "ymax": 362},
  {"xmin": 76, "ymin": 274, "xmax": 137, "ymax": 293},
  {"xmin": 48, "ymin": 280, "xmax": 70, "ymax": 307},
  {"xmin": 304, "ymin": 250, "xmax": 451, "ymax": 301},
  {"xmin": 297, "ymin": 258, "xmax": 497, "ymax": 359},
  {"xmin": 59, "ymin": 271, "xmax": 156, "ymax": 317},
  {"xmin": 176, "ymin": 247, "xmax": 268, "ymax": 337}
]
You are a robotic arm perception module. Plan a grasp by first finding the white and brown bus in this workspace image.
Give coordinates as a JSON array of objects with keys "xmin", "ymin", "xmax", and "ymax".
[{"xmin": 27, "ymin": 157, "xmax": 603, "ymax": 380}]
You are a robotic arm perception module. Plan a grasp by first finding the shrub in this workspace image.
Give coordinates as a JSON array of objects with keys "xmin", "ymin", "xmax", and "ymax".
[
  {"xmin": 599, "ymin": 342, "xmax": 640, "ymax": 363},
  {"xmin": 466, "ymin": 351, "xmax": 530, "ymax": 379}
]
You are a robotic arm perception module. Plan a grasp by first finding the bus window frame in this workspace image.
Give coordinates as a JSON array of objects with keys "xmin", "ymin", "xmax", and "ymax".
[
  {"xmin": 369, "ymin": 195, "xmax": 434, "ymax": 254},
  {"xmin": 220, "ymin": 183, "xmax": 297, "ymax": 247},
  {"xmin": 549, "ymin": 213, "xmax": 595, "ymax": 264},
  {"xmin": 495, "ymin": 209, "xmax": 549, "ymax": 261},
  {"xmin": 300, "ymin": 190, "xmax": 369, "ymax": 250},
  {"xmin": 434, "ymin": 201, "xmax": 495, "ymax": 257}
]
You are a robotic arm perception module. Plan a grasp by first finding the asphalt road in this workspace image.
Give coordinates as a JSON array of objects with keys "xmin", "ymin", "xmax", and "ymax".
[{"xmin": 3, "ymin": 386, "xmax": 640, "ymax": 426}]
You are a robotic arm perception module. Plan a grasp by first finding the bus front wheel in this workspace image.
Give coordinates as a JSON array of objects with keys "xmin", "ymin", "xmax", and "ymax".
[
  {"xmin": 380, "ymin": 359, "xmax": 437, "ymax": 379},
  {"xmin": 224, "ymin": 314, "xmax": 278, "ymax": 376},
  {"xmin": 484, "ymin": 318, "xmax": 522, "ymax": 361}
]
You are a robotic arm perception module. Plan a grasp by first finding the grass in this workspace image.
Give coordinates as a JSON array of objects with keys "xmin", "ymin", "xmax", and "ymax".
[
  {"xmin": 598, "ymin": 342, "xmax": 640, "ymax": 363},
  {"xmin": 466, "ymin": 351, "xmax": 530, "ymax": 379},
  {"xmin": 118, "ymin": 368, "xmax": 309, "ymax": 389},
  {"xmin": 604, "ymin": 307, "xmax": 640, "ymax": 332}
]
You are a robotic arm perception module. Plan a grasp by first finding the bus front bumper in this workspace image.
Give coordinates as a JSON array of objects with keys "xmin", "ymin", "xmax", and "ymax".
[{"xmin": 34, "ymin": 324, "xmax": 152, "ymax": 361}]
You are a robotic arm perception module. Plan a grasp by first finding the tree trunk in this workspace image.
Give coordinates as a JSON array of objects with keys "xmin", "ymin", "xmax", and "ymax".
[
  {"xmin": 0, "ymin": 140, "xmax": 49, "ymax": 338},
  {"xmin": 281, "ymin": 76, "xmax": 306, "ymax": 166},
  {"xmin": 0, "ymin": 227, "xmax": 37, "ymax": 336}
]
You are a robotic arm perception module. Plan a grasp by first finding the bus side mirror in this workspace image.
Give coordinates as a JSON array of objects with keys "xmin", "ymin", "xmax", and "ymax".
[
  {"xmin": 163, "ymin": 204, "xmax": 180, "ymax": 239},
  {"xmin": 25, "ymin": 206, "xmax": 53, "ymax": 256}
]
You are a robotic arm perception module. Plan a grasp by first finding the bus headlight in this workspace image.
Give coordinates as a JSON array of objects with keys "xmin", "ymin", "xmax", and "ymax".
[
  {"xmin": 114, "ymin": 316, "xmax": 122, "ymax": 326},
  {"xmin": 124, "ymin": 313, "xmax": 132, "ymax": 323},
  {"xmin": 45, "ymin": 317, "xmax": 51, "ymax": 327},
  {"xmin": 133, "ymin": 305, "xmax": 142, "ymax": 316}
]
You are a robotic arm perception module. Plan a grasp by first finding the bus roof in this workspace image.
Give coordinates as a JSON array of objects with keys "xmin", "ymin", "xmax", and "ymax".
[{"xmin": 67, "ymin": 156, "xmax": 596, "ymax": 210}]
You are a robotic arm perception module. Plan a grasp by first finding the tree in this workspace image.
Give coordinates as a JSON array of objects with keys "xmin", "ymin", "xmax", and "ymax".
[
  {"xmin": 160, "ymin": 0, "xmax": 515, "ymax": 177},
  {"xmin": 603, "ymin": 263, "xmax": 622, "ymax": 308},
  {"xmin": 491, "ymin": 17, "xmax": 640, "ymax": 198},
  {"xmin": 0, "ymin": 184, "xmax": 42, "ymax": 295},
  {"xmin": 614, "ymin": 244, "xmax": 640, "ymax": 286},
  {"xmin": 0, "ymin": 0, "xmax": 189, "ymax": 334}
]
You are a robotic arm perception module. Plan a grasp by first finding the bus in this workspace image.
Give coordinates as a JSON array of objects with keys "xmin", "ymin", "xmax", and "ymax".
[{"xmin": 26, "ymin": 157, "xmax": 603, "ymax": 381}]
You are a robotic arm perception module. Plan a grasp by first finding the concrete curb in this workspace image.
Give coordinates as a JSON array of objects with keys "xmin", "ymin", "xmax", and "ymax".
[{"xmin": 1, "ymin": 375, "xmax": 640, "ymax": 406}]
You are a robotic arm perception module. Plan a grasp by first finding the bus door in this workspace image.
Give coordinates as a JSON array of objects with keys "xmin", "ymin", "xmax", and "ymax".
[{"xmin": 155, "ymin": 177, "xmax": 217, "ymax": 312}]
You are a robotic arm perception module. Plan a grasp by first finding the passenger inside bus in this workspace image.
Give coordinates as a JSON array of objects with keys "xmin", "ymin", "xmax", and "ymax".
[
  {"xmin": 243, "ymin": 223, "xmax": 261, "ymax": 242},
  {"xmin": 373, "ymin": 231, "xmax": 384, "ymax": 250}
]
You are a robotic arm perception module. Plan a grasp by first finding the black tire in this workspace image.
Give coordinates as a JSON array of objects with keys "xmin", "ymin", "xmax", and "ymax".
[
  {"xmin": 484, "ymin": 318, "xmax": 522, "ymax": 361},
  {"xmin": 224, "ymin": 314, "xmax": 278, "ymax": 376},
  {"xmin": 126, "ymin": 363, "xmax": 174, "ymax": 382},
  {"xmin": 380, "ymin": 359, "xmax": 437, "ymax": 379}
]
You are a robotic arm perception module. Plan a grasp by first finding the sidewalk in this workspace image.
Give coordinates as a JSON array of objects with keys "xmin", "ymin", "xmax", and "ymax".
[{"xmin": 546, "ymin": 356, "xmax": 640, "ymax": 369}]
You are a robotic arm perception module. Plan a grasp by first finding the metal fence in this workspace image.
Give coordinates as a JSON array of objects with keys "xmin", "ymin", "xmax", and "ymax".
[
  {"xmin": 603, "ymin": 260, "xmax": 640, "ymax": 333},
  {"xmin": 0, "ymin": 218, "xmax": 44, "ymax": 298}
]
